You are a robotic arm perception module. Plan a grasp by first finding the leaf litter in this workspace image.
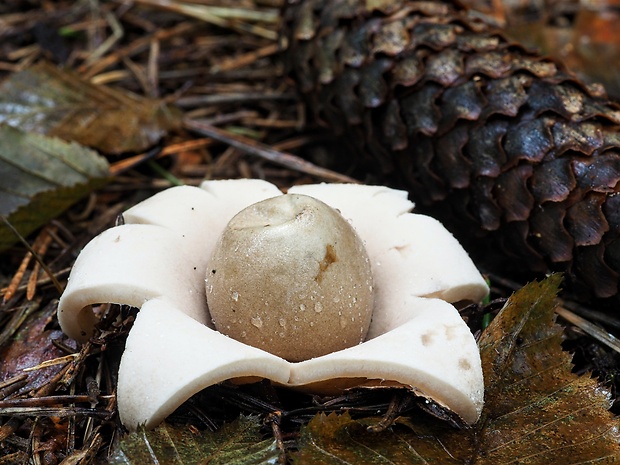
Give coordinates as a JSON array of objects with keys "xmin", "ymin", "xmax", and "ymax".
[
  {"xmin": 0, "ymin": 61, "xmax": 182, "ymax": 155},
  {"xmin": 110, "ymin": 416, "xmax": 280, "ymax": 465},
  {"xmin": 0, "ymin": 1, "xmax": 619, "ymax": 464}
]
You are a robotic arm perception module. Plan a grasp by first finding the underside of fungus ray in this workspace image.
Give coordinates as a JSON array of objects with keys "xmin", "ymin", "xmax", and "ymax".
[{"xmin": 57, "ymin": 179, "xmax": 489, "ymax": 431}]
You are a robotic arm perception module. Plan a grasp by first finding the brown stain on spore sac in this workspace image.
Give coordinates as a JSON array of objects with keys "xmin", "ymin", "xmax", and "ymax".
[
  {"xmin": 283, "ymin": 0, "xmax": 620, "ymax": 305},
  {"xmin": 316, "ymin": 244, "xmax": 337, "ymax": 283}
]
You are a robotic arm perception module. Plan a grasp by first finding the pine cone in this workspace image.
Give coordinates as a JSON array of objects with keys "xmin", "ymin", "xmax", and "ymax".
[{"xmin": 283, "ymin": 0, "xmax": 620, "ymax": 304}]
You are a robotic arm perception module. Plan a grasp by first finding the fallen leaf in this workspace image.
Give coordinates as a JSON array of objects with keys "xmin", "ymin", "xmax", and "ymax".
[
  {"xmin": 0, "ymin": 301, "xmax": 70, "ymax": 394},
  {"xmin": 0, "ymin": 124, "xmax": 110, "ymax": 251},
  {"xmin": 292, "ymin": 274, "xmax": 620, "ymax": 464},
  {"xmin": 0, "ymin": 61, "xmax": 181, "ymax": 154},
  {"xmin": 109, "ymin": 416, "xmax": 280, "ymax": 465},
  {"xmin": 475, "ymin": 273, "xmax": 619, "ymax": 463}
]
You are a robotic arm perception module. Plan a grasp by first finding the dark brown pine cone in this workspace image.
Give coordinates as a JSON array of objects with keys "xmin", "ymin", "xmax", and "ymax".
[{"xmin": 283, "ymin": 0, "xmax": 620, "ymax": 305}]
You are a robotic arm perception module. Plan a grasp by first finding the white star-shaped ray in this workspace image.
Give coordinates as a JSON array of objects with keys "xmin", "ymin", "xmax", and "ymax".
[{"xmin": 58, "ymin": 179, "xmax": 488, "ymax": 430}]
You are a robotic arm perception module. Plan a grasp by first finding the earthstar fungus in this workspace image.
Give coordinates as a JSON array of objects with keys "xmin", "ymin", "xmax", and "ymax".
[{"xmin": 58, "ymin": 179, "xmax": 489, "ymax": 430}]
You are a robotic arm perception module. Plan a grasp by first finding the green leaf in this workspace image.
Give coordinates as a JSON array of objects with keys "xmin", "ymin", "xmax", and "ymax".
[
  {"xmin": 293, "ymin": 275, "xmax": 620, "ymax": 464},
  {"xmin": 109, "ymin": 416, "xmax": 280, "ymax": 465},
  {"xmin": 0, "ymin": 124, "xmax": 109, "ymax": 251},
  {"xmin": 0, "ymin": 61, "xmax": 181, "ymax": 154}
]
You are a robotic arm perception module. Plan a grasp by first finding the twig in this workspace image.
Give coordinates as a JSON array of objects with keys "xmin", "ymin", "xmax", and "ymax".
[
  {"xmin": 0, "ymin": 407, "xmax": 110, "ymax": 419},
  {"xmin": 175, "ymin": 91, "xmax": 295, "ymax": 108},
  {"xmin": 0, "ymin": 374, "xmax": 29, "ymax": 400},
  {"xmin": 0, "ymin": 218, "xmax": 64, "ymax": 296},
  {"xmin": 22, "ymin": 354, "xmax": 80, "ymax": 372},
  {"xmin": 183, "ymin": 118, "xmax": 360, "ymax": 183},
  {"xmin": 133, "ymin": 0, "xmax": 280, "ymax": 39},
  {"xmin": 555, "ymin": 306, "xmax": 620, "ymax": 355},
  {"xmin": 0, "ymin": 268, "xmax": 71, "ymax": 300},
  {"xmin": 0, "ymin": 301, "xmax": 40, "ymax": 349},
  {"xmin": 83, "ymin": 8, "xmax": 124, "ymax": 66},
  {"xmin": 0, "ymin": 395, "xmax": 113, "ymax": 409},
  {"xmin": 367, "ymin": 392, "xmax": 412, "ymax": 433},
  {"xmin": 212, "ymin": 43, "xmax": 281, "ymax": 73},
  {"xmin": 3, "ymin": 241, "xmax": 33, "ymax": 303},
  {"xmin": 266, "ymin": 411, "xmax": 287, "ymax": 465},
  {"xmin": 80, "ymin": 22, "xmax": 195, "ymax": 78},
  {"xmin": 26, "ymin": 228, "xmax": 55, "ymax": 300}
]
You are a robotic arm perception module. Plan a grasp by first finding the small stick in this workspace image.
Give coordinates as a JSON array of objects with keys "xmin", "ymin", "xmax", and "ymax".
[
  {"xmin": 266, "ymin": 411, "xmax": 287, "ymax": 465},
  {"xmin": 0, "ymin": 218, "xmax": 64, "ymax": 296},
  {"xmin": 3, "ymin": 243, "xmax": 32, "ymax": 303},
  {"xmin": 0, "ymin": 374, "xmax": 29, "ymax": 400},
  {"xmin": 22, "ymin": 354, "xmax": 79, "ymax": 372},
  {"xmin": 133, "ymin": 0, "xmax": 279, "ymax": 40},
  {"xmin": 0, "ymin": 417, "xmax": 22, "ymax": 442},
  {"xmin": 0, "ymin": 268, "xmax": 71, "ymax": 300},
  {"xmin": 184, "ymin": 118, "xmax": 360, "ymax": 184},
  {"xmin": 26, "ymin": 227, "xmax": 55, "ymax": 300},
  {"xmin": 0, "ymin": 395, "xmax": 100, "ymax": 409},
  {"xmin": 367, "ymin": 392, "xmax": 411, "ymax": 433},
  {"xmin": 2, "ymin": 226, "xmax": 55, "ymax": 302},
  {"xmin": 212, "ymin": 43, "xmax": 280, "ymax": 73},
  {"xmin": 81, "ymin": 22, "xmax": 194, "ymax": 78},
  {"xmin": 0, "ymin": 406, "xmax": 110, "ymax": 419},
  {"xmin": 555, "ymin": 305, "xmax": 620, "ymax": 355}
]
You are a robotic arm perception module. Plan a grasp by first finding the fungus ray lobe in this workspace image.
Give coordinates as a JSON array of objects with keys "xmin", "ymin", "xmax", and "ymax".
[{"xmin": 292, "ymin": 275, "xmax": 620, "ymax": 464}]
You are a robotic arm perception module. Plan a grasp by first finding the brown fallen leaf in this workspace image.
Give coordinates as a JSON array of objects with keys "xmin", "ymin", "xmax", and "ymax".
[
  {"xmin": 0, "ymin": 61, "xmax": 181, "ymax": 154},
  {"xmin": 0, "ymin": 301, "xmax": 71, "ymax": 395},
  {"xmin": 292, "ymin": 274, "xmax": 620, "ymax": 464}
]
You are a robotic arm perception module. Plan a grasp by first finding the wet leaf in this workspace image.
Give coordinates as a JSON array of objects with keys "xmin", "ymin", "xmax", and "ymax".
[
  {"xmin": 293, "ymin": 411, "xmax": 464, "ymax": 464},
  {"xmin": 476, "ymin": 273, "xmax": 620, "ymax": 462},
  {"xmin": 0, "ymin": 301, "xmax": 70, "ymax": 394},
  {"xmin": 293, "ymin": 275, "xmax": 620, "ymax": 464},
  {"xmin": 0, "ymin": 124, "xmax": 110, "ymax": 251},
  {"xmin": 0, "ymin": 61, "xmax": 181, "ymax": 154},
  {"xmin": 109, "ymin": 416, "xmax": 280, "ymax": 465}
]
